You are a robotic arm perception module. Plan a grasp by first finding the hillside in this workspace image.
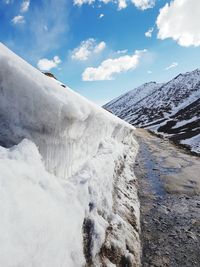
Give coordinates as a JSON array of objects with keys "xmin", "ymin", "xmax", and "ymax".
[
  {"xmin": 105, "ymin": 82, "xmax": 162, "ymax": 117},
  {"xmin": 104, "ymin": 70, "xmax": 200, "ymax": 154},
  {"xmin": 0, "ymin": 43, "xmax": 140, "ymax": 267}
]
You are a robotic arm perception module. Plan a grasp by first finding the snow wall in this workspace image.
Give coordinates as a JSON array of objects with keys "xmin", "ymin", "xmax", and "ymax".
[{"xmin": 0, "ymin": 43, "xmax": 140, "ymax": 267}]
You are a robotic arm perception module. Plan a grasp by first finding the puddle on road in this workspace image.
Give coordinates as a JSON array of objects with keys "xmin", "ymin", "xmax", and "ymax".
[
  {"xmin": 134, "ymin": 129, "xmax": 200, "ymax": 267},
  {"xmin": 137, "ymin": 142, "xmax": 166, "ymax": 197},
  {"xmin": 134, "ymin": 129, "xmax": 200, "ymax": 196}
]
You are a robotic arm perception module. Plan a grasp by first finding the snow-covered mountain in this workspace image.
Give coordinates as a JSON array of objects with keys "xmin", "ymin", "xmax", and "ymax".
[
  {"xmin": 104, "ymin": 70, "xmax": 200, "ymax": 155},
  {"xmin": 105, "ymin": 81, "xmax": 162, "ymax": 117},
  {"xmin": 0, "ymin": 44, "xmax": 140, "ymax": 267}
]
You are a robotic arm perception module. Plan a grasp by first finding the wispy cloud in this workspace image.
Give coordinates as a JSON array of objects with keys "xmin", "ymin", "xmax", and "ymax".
[
  {"xmin": 118, "ymin": 0, "xmax": 127, "ymax": 10},
  {"xmin": 4, "ymin": 0, "xmax": 12, "ymax": 4},
  {"xmin": 132, "ymin": 0, "xmax": 155, "ymax": 10},
  {"xmin": 116, "ymin": 49, "xmax": 128, "ymax": 54},
  {"xmin": 74, "ymin": 0, "xmax": 156, "ymax": 10},
  {"xmin": 99, "ymin": 13, "xmax": 104, "ymax": 19},
  {"xmin": 145, "ymin": 27, "xmax": 154, "ymax": 38},
  {"xmin": 20, "ymin": 0, "xmax": 30, "ymax": 13},
  {"xmin": 24, "ymin": 0, "xmax": 69, "ymax": 59},
  {"xmin": 71, "ymin": 38, "xmax": 106, "ymax": 61},
  {"xmin": 74, "ymin": 0, "xmax": 94, "ymax": 6},
  {"xmin": 6, "ymin": 0, "xmax": 69, "ymax": 62},
  {"xmin": 12, "ymin": 15, "xmax": 25, "ymax": 25},
  {"xmin": 165, "ymin": 62, "xmax": 178, "ymax": 70},
  {"xmin": 82, "ymin": 50, "xmax": 146, "ymax": 81}
]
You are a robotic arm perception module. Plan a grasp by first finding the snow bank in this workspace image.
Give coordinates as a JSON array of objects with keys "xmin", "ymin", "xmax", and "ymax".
[
  {"xmin": 0, "ymin": 139, "xmax": 85, "ymax": 267},
  {"xmin": 0, "ymin": 43, "xmax": 140, "ymax": 266}
]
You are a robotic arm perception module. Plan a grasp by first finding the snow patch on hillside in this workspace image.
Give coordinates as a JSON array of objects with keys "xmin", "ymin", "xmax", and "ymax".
[
  {"xmin": 105, "ymin": 82, "xmax": 162, "ymax": 116},
  {"xmin": 172, "ymin": 117, "xmax": 198, "ymax": 129},
  {"xmin": 104, "ymin": 69, "xmax": 200, "ymax": 155},
  {"xmin": 181, "ymin": 134, "xmax": 200, "ymax": 154}
]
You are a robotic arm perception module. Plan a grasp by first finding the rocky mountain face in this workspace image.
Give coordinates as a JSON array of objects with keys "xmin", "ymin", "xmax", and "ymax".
[
  {"xmin": 104, "ymin": 69, "xmax": 200, "ymax": 154},
  {"xmin": 44, "ymin": 72, "xmax": 66, "ymax": 87},
  {"xmin": 104, "ymin": 82, "xmax": 162, "ymax": 117}
]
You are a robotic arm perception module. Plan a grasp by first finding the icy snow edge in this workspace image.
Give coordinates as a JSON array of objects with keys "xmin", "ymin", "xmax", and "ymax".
[{"xmin": 0, "ymin": 43, "xmax": 140, "ymax": 267}]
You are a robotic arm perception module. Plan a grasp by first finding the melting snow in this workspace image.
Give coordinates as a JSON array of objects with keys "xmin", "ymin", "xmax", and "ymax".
[{"xmin": 0, "ymin": 43, "xmax": 139, "ymax": 266}]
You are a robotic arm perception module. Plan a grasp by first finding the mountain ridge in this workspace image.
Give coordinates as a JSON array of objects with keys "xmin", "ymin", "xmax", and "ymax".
[{"xmin": 104, "ymin": 69, "xmax": 200, "ymax": 155}]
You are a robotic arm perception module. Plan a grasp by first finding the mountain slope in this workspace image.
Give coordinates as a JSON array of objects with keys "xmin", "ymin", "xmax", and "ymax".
[
  {"xmin": 104, "ymin": 70, "xmax": 200, "ymax": 154},
  {"xmin": 105, "ymin": 81, "xmax": 162, "ymax": 116},
  {"xmin": 0, "ymin": 43, "xmax": 140, "ymax": 267}
]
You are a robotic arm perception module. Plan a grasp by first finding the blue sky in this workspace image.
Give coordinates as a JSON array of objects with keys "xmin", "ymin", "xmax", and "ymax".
[{"xmin": 1, "ymin": 0, "xmax": 200, "ymax": 105}]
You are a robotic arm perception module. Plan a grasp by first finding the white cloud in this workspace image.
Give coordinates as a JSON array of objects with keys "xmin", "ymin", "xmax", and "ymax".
[
  {"xmin": 117, "ymin": 49, "xmax": 128, "ymax": 54},
  {"xmin": 145, "ymin": 27, "xmax": 154, "ymax": 38},
  {"xmin": 37, "ymin": 56, "xmax": 61, "ymax": 71},
  {"xmin": 12, "ymin": 15, "xmax": 25, "ymax": 25},
  {"xmin": 147, "ymin": 70, "xmax": 152, "ymax": 74},
  {"xmin": 74, "ymin": 0, "xmax": 155, "ymax": 10},
  {"xmin": 131, "ymin": 0, "xmax": 155, "ymax": 10},
  {"xmin": 118, "ymin": 0, "xmax": 127, "ymax": 10},
  {"xmin": 157, "ymin": 0, "xmax": 200, "ymax": 47},
  {"xmin": 71, "ymin": 38, "xmax": 106, "ymax": 61},
  {"xmin": 4, "ymin": 0, "xmax": 70, "ymax": 63},
  {"xmin": 73, "ymin": 0, "xmax": 94, "ymax": 6},
  {"xmin": 82, "ymin": 50, "xmax": 146, "ymax": 81},
  {"xmin": 20, "ymin": 0, "xmax": 30, "ymax": 13},
  {"xmin": 165, "ymin": 62, "xmax": 178, "ymax": 70},
  {"xmin": 99, "ymin": 13, "xmax": 104, "ymax": 18},
  {"xmin": 94, "ymin": 41, "xmax": 106, "ymax": 53}
]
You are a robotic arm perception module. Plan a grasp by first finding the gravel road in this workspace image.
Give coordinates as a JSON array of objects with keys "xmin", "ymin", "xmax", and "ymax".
[{"xmin": 134, "ymin": 129, "xmax": 200, "ymax": 267}]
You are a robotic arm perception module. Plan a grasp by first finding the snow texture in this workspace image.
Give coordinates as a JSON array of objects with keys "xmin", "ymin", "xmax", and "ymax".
[
  {"xmin": 0, "ymin": 139, "xmax": 85, "ymax": 267},
  {"xmin": 105, "ymin": 81, "xmax": 162, "ymax": 117},
  {"xmin": 181, "ymin": 134, "xmax": 200, "ymax": 154},
  {"xmin": 105, "ymin": 70, "xmax": 200, "ymax": 154},
  {"xmin": 0, "ymin": 43, "xmax": 140, "ymax": 267}
]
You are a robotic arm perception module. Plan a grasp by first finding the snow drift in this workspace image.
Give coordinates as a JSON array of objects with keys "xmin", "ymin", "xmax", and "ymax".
[{"xmin": 0, "ymin": 43, "xmax": 140, "ymax": 266}]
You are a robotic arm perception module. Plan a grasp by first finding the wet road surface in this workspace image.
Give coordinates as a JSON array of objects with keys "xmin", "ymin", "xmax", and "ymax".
[{"xmin": 134, "ymin": 129, "xmax": 200, "ymax": 267}]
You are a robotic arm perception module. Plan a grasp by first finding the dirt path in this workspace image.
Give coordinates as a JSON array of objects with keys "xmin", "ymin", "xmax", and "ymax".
[{"xmin": 134, "ymin": 129, "xmax": 200, "ymax": 267}]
